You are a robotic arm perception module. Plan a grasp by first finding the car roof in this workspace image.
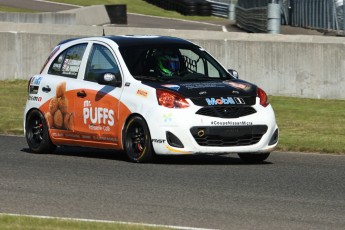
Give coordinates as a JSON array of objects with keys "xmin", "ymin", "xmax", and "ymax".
[
  {"xmin": 107, "ymin": 35, "xmax": 195, "ymax": 47},
  {"xmin": 58, "ymin": 35, "xmax": 197, "ymax": 48}
]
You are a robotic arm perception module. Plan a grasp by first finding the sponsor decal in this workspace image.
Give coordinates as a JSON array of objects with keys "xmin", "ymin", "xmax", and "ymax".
[
  {"xmin": 223, "ymin": 80, "xmax": 250, "ymax": 91},
  {"xmin": 152, "ymin": 139, "xmax": 166, "ymax": 143},
  {"xmin": 65, "ymin": 133, "xmax": 80, "ymax": 138},
  {"xmin": 28, "ymin": 95, "xmax": 42, "ymax": 102},
  {"xmin": 205, "ymin": 97, "xmax": 246, "ymax": 105},
  {"xmin": 61, "ymin": 59, "xmax": 81, "ymax": 76},
  {"xmin": 211, "ymin": 121, "xmax": 253, "ymax": 126},
  {"xmin": 31, "ymin": 76, "xmax": 42, "ymax": 85},
  {"xmin": 91, "ymin": 136, "xmax": 117, "ymax": 142},
  {"xmin": 180, "ymin": 82, "xmax": 226, "ymax": 89},
  {"xmin": 51, "ymin": 132, "xmax": 64, "ymax": 138},
  {"xmin": 136, "ymin": 89, "xmax": 148, "ymax": 98},
  {"xmin": 40, "ymin": 85, "xmax": 131, "ymax": 146},
  {"xmin": 83, "ymin": 100, "xmax": 115, "ymax": 131},
  {"xmin": 50, "ymin": 131, "xmax": 118, "ymax": 142},
  {"xmin": 162, "ymin": 84, "xmax": 180, "ymax": 91},
  {"xmin": 45, "ymin": 82, "xmax": 74, "ymax": 130},
  {"xmin": 163, "ymin": 113, "xmax": 173, "ymax": 123}
]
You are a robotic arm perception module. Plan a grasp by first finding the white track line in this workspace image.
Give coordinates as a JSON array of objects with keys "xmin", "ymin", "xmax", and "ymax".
[{"xmin": 0, "ymin": 213, "xmax": 218, "ymax": 230}]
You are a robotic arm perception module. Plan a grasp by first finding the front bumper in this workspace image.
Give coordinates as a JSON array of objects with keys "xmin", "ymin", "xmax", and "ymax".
[{"xmin": 146, "ymin": 102, "xmax": 279, "ymax": 155}]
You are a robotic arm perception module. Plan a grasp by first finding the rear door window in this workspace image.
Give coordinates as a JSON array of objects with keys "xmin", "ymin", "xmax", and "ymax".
[{"xmin": 48, "ymin": 43, "xmax": 87, "ymax": 78}]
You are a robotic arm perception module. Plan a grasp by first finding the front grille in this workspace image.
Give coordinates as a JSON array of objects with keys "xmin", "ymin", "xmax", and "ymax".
[
  {"xmin": 196, "ymin": 106, "xmax": 256, "ymax": 118},
  {"xmin": 190, "ymin": 125, "xmax": 267, "ymax": 147}
]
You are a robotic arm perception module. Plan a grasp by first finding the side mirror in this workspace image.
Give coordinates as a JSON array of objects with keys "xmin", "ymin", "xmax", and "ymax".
[
  {"xmin": 228, "ymin": 69, "xmax": 239, "ymax": 79},
  {"xmin": 97, "ymin": 72, "xmax": 122, "ymax": 87}
]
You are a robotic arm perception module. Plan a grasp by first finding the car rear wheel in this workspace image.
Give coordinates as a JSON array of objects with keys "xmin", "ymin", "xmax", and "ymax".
[
  {"xmin": 238, "ymin": 152, "xmax": 270, "ymax": 164},
  {"xmin": 25, "ymin": 110, "xmax": 56, "ymax": 153},
  {"xmin": 123, "ymin": 116, "xmax": 154, "ymax": 163}
]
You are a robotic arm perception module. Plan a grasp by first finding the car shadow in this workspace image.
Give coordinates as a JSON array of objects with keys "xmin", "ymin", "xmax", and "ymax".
[{"xmin": 21, "ymin": 146, "xmax": 273, "ymax": 166}]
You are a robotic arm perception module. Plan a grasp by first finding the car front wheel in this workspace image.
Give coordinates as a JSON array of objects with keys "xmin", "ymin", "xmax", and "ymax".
[
  {"xmin": 25, "ymin": 110, "xmax": 56, "ymax": 153},
  {"xmin": 123, "ymin": 116, "xmax": 154, "ymax": 163},
  {"xmin": 238, "ymin": 152, "xmax": 270, "ymax": 164}
]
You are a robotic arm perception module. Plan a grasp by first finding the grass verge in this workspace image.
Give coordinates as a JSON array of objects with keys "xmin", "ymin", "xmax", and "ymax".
[
  {"xmin": 48, "ymin": 0, "xmax": 223, "ymax": 21},
  {"xmin": 0, "ymin": 80, "xmax": 27, "ymax": 135},
  {"xmin": 1, "ymin": 80, "xmax": 344, "ymax": 154},
  {"xmin": 270, "ymin": 96, "xmax": 345, "ymax": 154},
  {"xmin": 0, "ymin": 214, "xmax": 170, "ymax": 230},
  {"xmin": 0, "ymin": 6, "xmax": 38, "ymax": 12}
]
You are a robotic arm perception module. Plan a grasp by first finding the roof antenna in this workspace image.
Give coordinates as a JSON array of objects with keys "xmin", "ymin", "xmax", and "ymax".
[{"xmin": 102, "ymin": 27, "xmax": 105, "ymax": 36}]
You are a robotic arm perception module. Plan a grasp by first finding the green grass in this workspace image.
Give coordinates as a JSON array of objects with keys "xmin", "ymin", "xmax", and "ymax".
[
  {"xmin": 0, "ymin": 80, "xmax": 27, "ymax": 135},
  {"xmin": 1, "ymin": 80, "xmax": 344, "ymax": 154},
  {"xmin": 0, "ymin": 6, "xmax": 38, "ymax": 13},
  {"xmin": 48, "ymin": 0, "xmax": 223, "ymax": 21},
  {"xmin": 0, "ymin": 214, "xmax": 170, "ymax": 230},
  {"xmin": 270, "ymin": 96, "xmax": 345, "ymax": 154}
]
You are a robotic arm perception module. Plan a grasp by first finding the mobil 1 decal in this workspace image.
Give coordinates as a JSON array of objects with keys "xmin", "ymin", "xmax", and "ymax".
[{"xmin": 205, "ymin": 96, "xmax": 246, "ymax": 105}]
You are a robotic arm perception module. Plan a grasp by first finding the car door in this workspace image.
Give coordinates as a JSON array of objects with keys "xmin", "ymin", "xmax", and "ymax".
[
  {"xmin": 72, "ymin": 42, "xmax": 128, "ymax": 149},
  {"xmin": 39, "ymin": 42, "xmax": 88, "ymax": 145}
]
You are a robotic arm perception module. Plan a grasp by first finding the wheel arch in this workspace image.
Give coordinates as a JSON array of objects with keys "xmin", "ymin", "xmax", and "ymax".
[
  {"xmin": 121, "ymin": 113, "xmax": 152, "ymax": 149},
  {"xmin": 25, "ymin": 108, "xmax": 53, "ymax": 141}
]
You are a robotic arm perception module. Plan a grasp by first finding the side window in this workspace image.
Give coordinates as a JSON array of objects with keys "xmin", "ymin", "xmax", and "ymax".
[
  {"xmin": 180, "ymin": 49, "xmax": 222, "ymax": 78},
  {"xmin": 48, "ymin": 43, "xmax": 87, "ymax": 78},
  {"xmin": 207, "ymin": 62, "xmax": 221, "ymax": 78},
  {"xmin": 85, "ymin": 44, "xmax": 121, "ymax": 82},
  {"xmin": 180, "ymin": 49, "xmax": 203, "ymax": 74}
]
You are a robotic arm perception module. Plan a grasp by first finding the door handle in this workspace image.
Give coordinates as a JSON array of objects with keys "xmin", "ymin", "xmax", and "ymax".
[
  {"xmin": 42, "ymin": 86, "xmax": 51, "ymax": 93},
  {"xmin": 77, "ymin": 90, "xmax": 87, "ymax": 98}
]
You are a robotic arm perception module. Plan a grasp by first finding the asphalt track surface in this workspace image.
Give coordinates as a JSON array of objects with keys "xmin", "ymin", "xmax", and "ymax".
[{"xmin": 1, "ymin": 135, "xmax": 345, "ymax": 229}]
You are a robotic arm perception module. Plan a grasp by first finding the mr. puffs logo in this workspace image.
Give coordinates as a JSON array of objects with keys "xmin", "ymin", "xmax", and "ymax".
[
  {"xmin": 206, "ymin": 97, "xmax": 245, "ymax": 105},
  {"xmin": 83, "ymin": 100, "xmax": 115, "ymax": 127}
]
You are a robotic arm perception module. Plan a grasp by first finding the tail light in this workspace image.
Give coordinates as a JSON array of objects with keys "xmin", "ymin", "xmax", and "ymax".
[
  {"xmin": 156, "ymin": 89, "xmax": 189, "ymax": 108},
  {"xmin": 257, "ymin": 87, "xmax": 269, "ymax": 107}
]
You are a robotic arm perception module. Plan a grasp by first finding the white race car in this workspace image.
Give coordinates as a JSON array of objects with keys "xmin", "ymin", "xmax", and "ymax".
[{"xmin": 24, "ymin": 35, "xmax": 278, "ymax": 163}]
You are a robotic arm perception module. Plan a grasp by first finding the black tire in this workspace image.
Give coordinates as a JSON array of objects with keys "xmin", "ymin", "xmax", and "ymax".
[
  {"xmin": 238, "ymin": 152, "xmax": 270, "ymax": 164},
  {"xmin": 25, "ymin": 110, "xmax": 56, "ymax": 153},
  {"xmin": 123, "ymin": 116, "xmax": 154, "ymax": 163}
]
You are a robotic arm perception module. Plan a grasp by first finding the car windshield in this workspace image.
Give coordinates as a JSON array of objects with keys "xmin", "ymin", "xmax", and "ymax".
[{"xmin": 119, "ymin": 45, "xmax": 229, "ymax": 82}]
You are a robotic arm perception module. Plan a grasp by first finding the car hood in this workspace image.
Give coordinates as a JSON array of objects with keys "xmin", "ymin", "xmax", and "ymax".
[{"xmin": 143, "ymin": 79, "xmax": 257, "ymax": 106}]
